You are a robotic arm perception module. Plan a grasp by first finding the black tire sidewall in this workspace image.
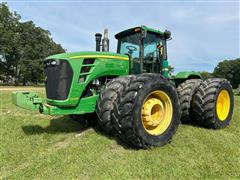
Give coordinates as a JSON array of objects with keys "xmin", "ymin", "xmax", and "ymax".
[
  {"xmin": 133, "ymin": 80, "xmax": 180, "ymax": 146},
  {"xmin": 214, "ymin": 82, "xmax": 234, "ymax": 127}
]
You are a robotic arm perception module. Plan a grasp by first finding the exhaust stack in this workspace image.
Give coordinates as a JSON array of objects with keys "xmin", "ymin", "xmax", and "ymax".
[{"xmin": 95, "ymin": 33, "xmax": 102, "ymax": 52}]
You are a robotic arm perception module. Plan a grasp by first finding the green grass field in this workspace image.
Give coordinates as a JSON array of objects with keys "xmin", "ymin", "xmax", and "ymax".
[{"xmin": 1, "ymin": 87, "xmax": 240, "ymax": 179}]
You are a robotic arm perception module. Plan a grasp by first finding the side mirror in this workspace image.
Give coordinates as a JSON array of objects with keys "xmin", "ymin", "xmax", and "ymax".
[{"xmin": 164, "ymin": 30, "xmax": 171, "ymax": 40}]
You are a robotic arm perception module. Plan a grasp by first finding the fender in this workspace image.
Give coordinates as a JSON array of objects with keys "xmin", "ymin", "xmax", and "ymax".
[
  {"xmin": 172, "ymin": 71, "xmax": 202, "ymax": 86},
  {"xmin": 174, "ymin": 71, "xmax": 202, "ymax": 79}
]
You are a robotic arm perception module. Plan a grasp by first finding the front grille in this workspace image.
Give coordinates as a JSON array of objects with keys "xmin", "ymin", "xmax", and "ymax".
[{"xmin": 44, "ymin": 59, "xmax": 73, "ymax": 100}]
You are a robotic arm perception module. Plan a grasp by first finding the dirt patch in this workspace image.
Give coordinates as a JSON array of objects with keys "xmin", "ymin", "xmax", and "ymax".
[
  {"xmin": 52, "ymin": 141, "xmax": 70, "ymax": 149},
  {"xmin": 0, "ymin": 87, "xmax": 44, "ymax": 91}
]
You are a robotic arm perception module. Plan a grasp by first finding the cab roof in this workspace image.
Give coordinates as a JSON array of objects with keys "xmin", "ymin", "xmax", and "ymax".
[{"xmin": 115, "ymin": 25, "xmax": 165, "ymax": 39}]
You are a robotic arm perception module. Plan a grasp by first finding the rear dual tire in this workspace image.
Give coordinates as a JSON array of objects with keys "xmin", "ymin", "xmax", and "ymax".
[
  {"xmin": 193, "ymin": 78, "xmax": 234, "ymax": 129},
  {"xmin": 177, "ymin": 79, "xmax": 203, "ymax": 123}
]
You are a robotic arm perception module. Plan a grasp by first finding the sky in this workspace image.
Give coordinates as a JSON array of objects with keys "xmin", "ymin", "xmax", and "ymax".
[{"xmin": 3, "ymin": 0, "xmax": 240, "ymax": 73}]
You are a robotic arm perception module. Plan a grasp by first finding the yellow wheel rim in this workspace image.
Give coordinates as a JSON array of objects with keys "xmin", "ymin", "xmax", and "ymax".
[
  {"xmin": 141, "ymin": 90, "xmax": 173, "ymax": 135},
  {"xmin": 216, "ymin": 89, "xmax": 230, "ymax": 121}
]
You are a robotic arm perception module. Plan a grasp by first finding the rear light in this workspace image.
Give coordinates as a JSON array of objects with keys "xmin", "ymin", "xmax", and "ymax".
[{"xmin": 135, "ymin": 28, "xmax": 141, "ymax": 32}]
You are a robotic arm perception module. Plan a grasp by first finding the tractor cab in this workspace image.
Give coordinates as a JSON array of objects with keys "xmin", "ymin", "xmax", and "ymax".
[{"xmin": 115, "ymin": 26, "xmax": 171, "ymax": 75}]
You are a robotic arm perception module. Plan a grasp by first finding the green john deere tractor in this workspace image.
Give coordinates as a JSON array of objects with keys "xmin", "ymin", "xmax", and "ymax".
[{"xmin": 12, "ymin": 25, "xmax": 234, "ymax": 148}]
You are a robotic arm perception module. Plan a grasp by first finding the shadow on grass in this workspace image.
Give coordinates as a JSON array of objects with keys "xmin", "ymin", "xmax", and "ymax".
[
  {"xmin": 22, "ymin": 116, "xmax": 90, "ymax": 135},
  {"xmin": 22, "ymin": 114, "xmax": 133, "ymax": 149},
  {"xmin": 180, "ymin": 121, "xmax": 208, "ymax": 129}
]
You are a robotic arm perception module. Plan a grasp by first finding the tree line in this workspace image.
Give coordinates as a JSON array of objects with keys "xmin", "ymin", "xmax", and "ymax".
[
  {"xmin": 0, "ymin": 3, "xmax": 239, "ymax": 88},
  {"xmin": 0, "ymin": 3, "xmax": 65, "ymax": 85},
  {"xmin": 200, "ymin": 58, "xmax": 240, "ymax": 89}
]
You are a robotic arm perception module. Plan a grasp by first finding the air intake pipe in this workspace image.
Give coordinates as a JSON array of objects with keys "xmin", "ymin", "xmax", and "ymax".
[{"xmin": 102, "ymin": 29, "xmax": 109, "ymax": 52}]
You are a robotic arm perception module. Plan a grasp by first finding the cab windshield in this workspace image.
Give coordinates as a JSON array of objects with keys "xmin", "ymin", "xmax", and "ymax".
[{"xmin": 117, "ymin": 33, "xmax": 140, "ymax": 61}]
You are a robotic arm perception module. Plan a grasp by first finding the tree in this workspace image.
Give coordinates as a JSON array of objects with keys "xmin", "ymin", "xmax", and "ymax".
[
  {"xmin": 17, "ymin": 21, "xmax": 65, "ymax": 85},
  {"xmin": 0, "ymin": 3, "xmax": 65, "ymax": 85},
  {"xmin": 213, "ymin": 58, "xmax": 240, "ymax": 88},
  {"xmin": 0, "ymin": 3, "xmax": 21, "ymax": 83},
  {"xmin": 200, "ymin": 71, "xmax": 213, "ymax": 79}
]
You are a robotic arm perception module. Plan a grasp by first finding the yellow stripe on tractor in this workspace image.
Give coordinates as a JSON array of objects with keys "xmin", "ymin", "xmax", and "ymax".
[{"xmin": 70, "ymin": 55, "xmax": 129, "ymax": 61}]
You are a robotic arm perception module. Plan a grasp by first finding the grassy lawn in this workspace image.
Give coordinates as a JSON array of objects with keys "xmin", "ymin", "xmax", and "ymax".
[{"xmin": 0, "ymin": 87, "xmax": 240, "ymax": 179}]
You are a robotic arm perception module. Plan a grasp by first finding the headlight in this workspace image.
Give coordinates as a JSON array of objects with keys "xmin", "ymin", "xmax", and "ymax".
[{"xmin": 51, "ymin": 60, "xmax": 57, "ymax": 65}]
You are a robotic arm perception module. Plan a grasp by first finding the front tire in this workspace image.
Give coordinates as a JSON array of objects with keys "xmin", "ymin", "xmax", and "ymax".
[
  {"xmin": 96, "ymin": 76, "xmax": 135, "ymax": 133},
  {"xmin": 112, "ymin": 74, "xmax": 181, "ymax": 148}
]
